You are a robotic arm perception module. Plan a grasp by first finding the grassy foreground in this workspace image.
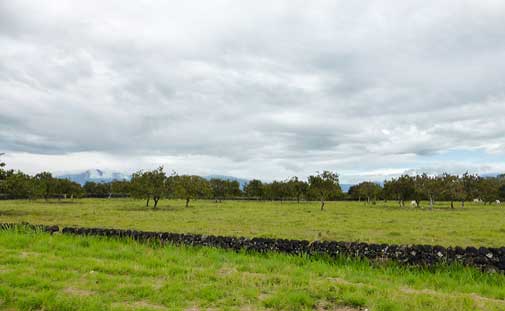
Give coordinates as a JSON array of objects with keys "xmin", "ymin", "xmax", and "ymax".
[
  {"xmin": 1, "ymin": 229, "xmax": 505, "ymax": 311},
  {"xmin": 1, "ymin": 199, "xmax": 505, "ymax": 247}
]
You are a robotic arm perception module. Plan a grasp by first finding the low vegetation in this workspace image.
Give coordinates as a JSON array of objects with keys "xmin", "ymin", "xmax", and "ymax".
[{"xmin": 2, "ymin": 228, "xmax": 505, "ymax": 311}]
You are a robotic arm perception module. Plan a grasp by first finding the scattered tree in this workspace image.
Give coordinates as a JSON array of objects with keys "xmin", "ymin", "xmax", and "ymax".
[{"xmin": 308, "ymin": 171, "xmax": 342, "ymax": 210}]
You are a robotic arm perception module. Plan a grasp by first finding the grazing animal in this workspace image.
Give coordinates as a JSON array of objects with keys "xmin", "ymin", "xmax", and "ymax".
[
  {"xmin": 410, "ymin": 200, "xmax": 418, "ymax": 207},
  {"xmin": 497, "ymin": 200, "xmax": 501, "ymax": 205},
  {"xmin": 473, "ymin": 198, "xmax": 483, "ymax": 203}
]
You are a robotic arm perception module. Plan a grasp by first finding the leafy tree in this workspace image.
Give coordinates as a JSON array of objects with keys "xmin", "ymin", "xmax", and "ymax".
[
  {"xmin": 56, "ymin": 179, "xmax": 82, "ymax": 199},
  {"xmin": 130, "ymin": 167, "xmax": 168, "ymax": 208},
  {"xmin": 477, "ymin": 177, "xmax": 500, "ymax": 204},
  {"xmin": 308, "ymin": 171, "xmax": 342, "ymax": 210},
  {"xmin": 270, "ymin": 181, "xmax": 291, "ymax": 202},
  {"xmin": 224, "ymin": 180, "xmax": 241, "ymax": 198},
  {"xmin": 460, "ymin": 172, "xmax": 479, "ymax": 208},
  {"xmin": 356, "ymin": 181, "xmax": 382, "ymax": 205},
  {"xmin": 441, "ymin": 173, "xmax": 463, "ymax": 209},
  {"xmin": 287, "ymin": 176, "xmax": 308, "ymax": 204},
  {"xmin": 388, "ymin": 175, "xmax": 415, "ymax": 207},
  {"xmin": 210, "ymin": 178, "xmax": 226, "ymax": 202},
  {"xmin": 209, "ymin": 179, "xmax": 241, "ymax": 202},
  {"xmin": 244, "ymin": 179, "xmax": 264, "ymax": 199},
  {"xmin": 83, "ymin": 181, "xmax": 110, "ymax": 197},
  {"xmin": 2, "ymin": 171, "xmax": 33, "ymax": 199},
  {"xmin": 172, "ymin": 175, "xmax": 211, "ymax": 207},
  {"xmin": 33, "ymin": 172, "xmax": 58, "ymax": 200},
  {"xmin": 0, "ymin": 153, "xmax": 10, "ymax": 182},
  {"xmin": 111, "ymin": 180, "xmax": 132, "ymax": 195},
  {"xmin": 415, "ymin": 174, "xmax": 443, "ymax": 210}
]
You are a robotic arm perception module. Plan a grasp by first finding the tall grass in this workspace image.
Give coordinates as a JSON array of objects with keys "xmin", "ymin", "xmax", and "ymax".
[{"xmin": 1, "ymin": 229, "xmax": 505, "ymax": 310}]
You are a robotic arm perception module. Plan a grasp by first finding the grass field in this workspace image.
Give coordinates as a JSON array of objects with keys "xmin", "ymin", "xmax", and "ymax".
[
  {"xmin": 1, "ymin": 199, "xmax": 505, "ymax": 247},
  {"xmin": 2, "ymin": 228, "xmax": 505, "ymax": 311}
]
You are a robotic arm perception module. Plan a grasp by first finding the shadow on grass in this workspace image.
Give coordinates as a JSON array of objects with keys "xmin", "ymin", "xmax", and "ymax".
[
  {"xmin": 0, "ymin": 209, "xmax": 33, "ymax": 216},
  {"xmin": 32, "ymin": 200, "xmax": 83, "ymax": 205},
  {"xmin": 116, "ymin": 205, "xmax": 184, "ymax": 212}
]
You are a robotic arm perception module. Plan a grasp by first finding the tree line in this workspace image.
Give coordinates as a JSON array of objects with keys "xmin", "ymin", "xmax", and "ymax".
[
  {"xmin": 349, "ymin": 173, "xmax": 505, "ymax": 209},
  {"xmin": 0, "ymin": 160, "xmax": 341, "ymax": 209},
  {"xmin": 1, "ymin": 154, "xmax": 504, "ymax": 209}
]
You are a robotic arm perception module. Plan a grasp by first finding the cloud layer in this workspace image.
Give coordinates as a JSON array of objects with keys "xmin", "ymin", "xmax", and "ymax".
[{"xmin": 1, "ymin": 1, "xmax": 505, "ymax": 182}]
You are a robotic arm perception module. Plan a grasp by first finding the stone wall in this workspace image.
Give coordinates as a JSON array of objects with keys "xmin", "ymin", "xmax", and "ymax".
[{"xmin": 2, "ymin": 223, "xmax": 505, "ymax": 272}]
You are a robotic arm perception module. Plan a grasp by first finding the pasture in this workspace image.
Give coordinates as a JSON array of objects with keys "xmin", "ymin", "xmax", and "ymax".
[
  {"xmin": 2, "ymin": 228, "xmax": 505, "ymax": 311},
  {"xmin": 1, "ymin": 199, "xmax": 505, "ymax": 247}
]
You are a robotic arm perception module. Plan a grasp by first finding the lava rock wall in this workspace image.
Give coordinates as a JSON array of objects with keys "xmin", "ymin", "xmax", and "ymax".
[{"xmin": 2, "ymin": 223, "xmax": 505, "ymax": 272}]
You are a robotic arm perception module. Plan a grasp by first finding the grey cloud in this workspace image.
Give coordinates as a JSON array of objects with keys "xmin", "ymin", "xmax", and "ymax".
[{"xmin": 1, "ymin": 1, "xmax": 505, "ymax": 181}]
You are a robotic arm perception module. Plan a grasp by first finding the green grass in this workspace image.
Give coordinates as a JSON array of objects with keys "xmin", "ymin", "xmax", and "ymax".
[
  {"xmin": 1, "ymin": 199, "xmax": 505, "ymax": 247},
  {"xmin": 1, "ymin": 229, "xmax": 505, "ymax": 311}
]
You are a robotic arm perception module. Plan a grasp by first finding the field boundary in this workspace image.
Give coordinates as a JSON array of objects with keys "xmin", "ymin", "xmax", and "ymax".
[{"xmin": 2, "ymin": 222, "xmax": 505, "ymax": 272}]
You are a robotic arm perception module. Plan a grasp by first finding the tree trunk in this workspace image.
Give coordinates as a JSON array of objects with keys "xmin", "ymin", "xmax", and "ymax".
[
  {"xmin": 297, "ymin": 194, "xmax": 300, "ymax": 204},
  {"xmin": 320, "ymin": 197, "xmax": 325, "ymax": 211},
  {"xmin": 146, "ymin": 197, "xmax": 150, "ymax": 207},
  {"xmin": 461, "ymin": 200, "xmax": 465, "ymax": 208},
  {"xmin": 429, "ymin": 196, "xmax": 433, "ymax": 210},
  {"xmin": 416, "ymin": 199, "xmax": 420, "ymax": 208},
  {"xmin": 153, "ymin": 197, "xmax": 159, "ymax": 209},
  {"xmin": 450, "ymin": 200, "xmax": 454, "ymax": 209},
  {"xmin": 185, "ymin": 198, "xmax": 190, "ymax": 207}
]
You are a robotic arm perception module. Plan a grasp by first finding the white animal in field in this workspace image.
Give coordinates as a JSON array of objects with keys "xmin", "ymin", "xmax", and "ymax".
[
  {"xmin": 473, "ymin": 198, "xmax": 483, "ymax": 203},
  {"xmin": 410, "ymin": 200, "xmax": 418, "ymax": 207},
  {"xmin": 497, "ymin": 200, "xmax": 501, "ymax": 205}
]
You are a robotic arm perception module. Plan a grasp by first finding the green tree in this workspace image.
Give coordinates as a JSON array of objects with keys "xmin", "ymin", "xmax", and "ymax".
[
  {"xmin": 460, "ymin": 172, "xmax": 479, "ymax": 208},
  {"xmin": 477, "ymin": 177, "xmax": 500, "ymax": 205},
  {"xmin": 2, "ymin": 171, "xmax": 33, "ymax": 199},
  {"xmin": 111, "ymin": 180, "xmax": 132, "ymax": 196},
  {"xmin": 56, "ymin": 179, "xmax": 82, "ymax": 199},
  {"xmin": 172, "ymin": 175, "xmax": 211, "ymax": 207},
  {"xmin": 270, "ymin": 181, "xmax": 291, "ymax": 202},
  {"xmin": 83, "ymin": 181, "xmax": 110, "ymax": 197},
  {"xmin": 33, "ymin": 172, "xmax": 58, "ymax": 200},
  {"xmin": 224, "ymin": 180, "xmax": 241, "ymax": 198},
  {"xmin": 244, "ymin": 179, "xmax": 263, "ymax": 199},
  {"xmin": 210, "ymin": 178, "xmax": 226, "ymax": 202},
  {"xmin": 388, "ymin": 175, "xmax": 415, "ymax": 207},
  {"xmin": 308, "ymin": 171, "xmax": 342, "ymax": 210},
  {"xmin": 441, "ymin": 173, "xmax": 463, "ymax": 209},
  {"xmin": 130, "ymin": 167, "xmax": 168, "ymax": 208},
  {"xmin": 356, "ymin": 181, "xmax": 382, "ymax": 205},
  {"xmin": 287, "ymin": 176, "xmax": 308, "ymax": 204}
]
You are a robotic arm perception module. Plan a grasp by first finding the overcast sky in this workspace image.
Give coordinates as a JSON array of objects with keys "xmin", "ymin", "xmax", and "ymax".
[{"xmin": 1, "ymin": 1, "xmax": 505, "ymax": 183}]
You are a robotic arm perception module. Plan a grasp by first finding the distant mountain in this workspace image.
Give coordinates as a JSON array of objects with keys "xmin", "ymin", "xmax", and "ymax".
[
  {"xmin": 204, "ymin": 175, "xmax": 249, "ymax": 189},
  {"xmin": 57, "ymin": 169, "xmax": 130, "ymax": 185}
]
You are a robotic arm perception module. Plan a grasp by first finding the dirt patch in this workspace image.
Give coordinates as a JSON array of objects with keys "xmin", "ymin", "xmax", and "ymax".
[
  {"xmin": 258, "ymin": 292, "xmax": 272, "ymax": 302},
  {"xmin": 113, "ymin": 301, "xmax": 167, "ymax": 310},
  {"xmin": 316, "ymin": 301, "xmax": 363, "ymax": 311},
  {"xmin": 327, "ymin": 277, "xmax": 369, "ymax": 288},
  {"xmin": 19, "ymin": 251, "xmax": 41, "ymax": 259},
  {"xmin": 218, "ymin": 266, "xmax": 237, "ymax": 276},
  {"xmin": 63, "ymin": 287, "xmax": 95, "ymax": 297},
  {"xmin": 241, "ymin": 271, "xmax": 268, "ymax": 279},
  {"xmin": 400, "ymin": 287, "xmax": 505, "ymax": 307}
]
